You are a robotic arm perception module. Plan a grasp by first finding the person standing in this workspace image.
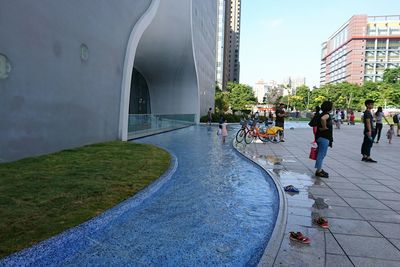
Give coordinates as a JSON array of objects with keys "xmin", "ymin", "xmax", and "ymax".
[
  {"xmin": 310, "ymin": 105, "xmax": 321, "ymax": 144},
  {"xmin": 374, "ymin": 107, "xmax": 389, "ymax": 143},
  {"xmin": 387, "ymin": 124, "xmax": 395, "ymax": 144},
  {"xmin": 394, "ymin": 113, "xmax": 400, "ymax": 137},
  {"xmin": 268, "ymin": 110, "xmax": 273, "ymax": 121},
  {"xmin": 334, "ymin": 109, "xmax": 341, "ymax": 129},
  {"xmin": 361, "ymin": 99, "xmax": 377, "ymax": 163},
  {"xmin": 315, "ymin": 101, "xmax": 333, "ymax": 178},
  {"xmin": 207, "ymin": 107, "xmax": 212, "ymax": 125},
  {"xmin": 275, "ymin": 103, "xmax": 287, "ymax": 142},
  {"xmin": 349, "ymin": 111, "xmax": 355, "ymax": 125},
  {"xmin": 221, "ymin": 119, "xmax": 228, "ymax": 143}
]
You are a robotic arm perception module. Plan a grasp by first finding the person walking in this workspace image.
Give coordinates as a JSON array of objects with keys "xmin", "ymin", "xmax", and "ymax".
[
  {"xmin": 275, "ymin": 103, "xmax": 287, "ymax": 142},
  {"xmin": 374, "ymin": 107, "xmax": 389, "ymax": 143},
  {"xmin": 361, "ymin": 99, "xmax": 377, "ymax": 163},
  {"xmin": 315, "ymin": 101, "xmax": 333, "ymax": 178}
]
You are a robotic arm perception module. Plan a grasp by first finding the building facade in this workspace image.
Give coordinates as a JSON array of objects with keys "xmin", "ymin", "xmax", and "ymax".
[
  {"xmin": 222, "ymin": 0, "xmax": 241, "ymax": 88},
  {"xmin": 321, "ymin": 15, "xmax": 400, "ymax": 85},
  {"xmin": 0, "ymin": 0, "xmax": 217, "ymax": 162},
  {"xmin": 254, "ymin": 80, "xmax": 268, "ymax": 103},
  {"xmin": 215, "ymin": 0, "xmax": 225, "ymax": 89}
]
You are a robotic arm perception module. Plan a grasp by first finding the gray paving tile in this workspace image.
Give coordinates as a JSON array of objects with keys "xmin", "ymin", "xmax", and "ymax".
[
  {"xmin": 343, "ymin": 197, "xmax": 390, "ymax": 210},
  {"xmin": 318, "ymin": 206, "xmax": 363, "ymax": 220},
  {"xmin": 325, "ymin": 232, "xmax": 345, "ymax": 255},
  {"xmin": 326, "ymin": 182, "xmax": 359, "ymax": 190},
  {"xmin": 356, "ymin": 208, "xmax": 400, "ymax": 223},
  {"xmin": 335, "ymin": 234, "xmax": 400, "ymax": 260},
  {"xmin": 370, "ymin": 222, "xmax": 400, "ymax": 239},
  {"xmin": 311, "ymin": 195, "xmax": 350, "ymax": 207},
  {"xmin": 390, "ymin": 238, "xmax": 400, "ymax": 251},
  {"xmin": 367, "ymin": 191, "xmax": 400, "ymax": 201},
  {"xmin": 350, "ymin": 256, "xmax": 400, "ymax": 267},
  {"xmin": 326, "ymin": 254, "xmax": 353, "ymax": 267},
  {"xmin": 346, "ymin": 178, "xmax": 381, "ymax": 185},
  {"xmin": 329, "ymin": 218, "xmax": 382, "ymax": 237},
  {"xmin": 381, "ymin": 200, "xmax": 400, "ymax": 211},
  {"xmin": 358, "ymin": 184, "xmax": 394, "ymax": 192},
  {"xmin": 332, "ymin": 189, "xmax": 373, "ymax": 199},
  {"xmin": 274, "ymin": 227, "xmax": 325, "ymax": 266},
  {"xmin": 308, "ymin": 187, "xmax": 338, "ymax": 197},
  {"xmin": 287, "ymin": 214, "xmax": 313, "ymax": 227},
  {"xmin": 288, "ymin": 207, "xmax": 312, "ymax": 217}
]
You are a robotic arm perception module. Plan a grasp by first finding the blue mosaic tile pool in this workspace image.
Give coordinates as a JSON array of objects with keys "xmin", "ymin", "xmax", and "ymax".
[{"xmin": 2, "ymin": 125, "xmax": 279, "ymax": 266}]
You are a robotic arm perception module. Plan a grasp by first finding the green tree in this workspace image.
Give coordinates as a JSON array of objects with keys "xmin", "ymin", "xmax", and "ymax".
[
  {"xmin": 383, "ymin": 67, "xmax": 400, "ymax": 84},
  {"xmin": 226, "ymin": 82, "xmax": 257, "ymax": 112},
  {"xmin": 214, "ymin": 86, "xmax": 229, "ymax": 113}
]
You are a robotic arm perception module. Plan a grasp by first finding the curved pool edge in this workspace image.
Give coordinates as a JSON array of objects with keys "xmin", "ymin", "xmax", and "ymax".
[
  {"xmin": 231, "ymin": 141, "xmax": 288, "ymax": 267},
  {"xmin": 0, "ymin": 148, "xmax": 178, "ymax": 266}
]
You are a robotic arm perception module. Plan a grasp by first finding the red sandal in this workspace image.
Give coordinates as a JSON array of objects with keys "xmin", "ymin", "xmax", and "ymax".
[
  {"xmin": 314, "ymin": 217, "xmax": 329, "ymax": 229},
  {"xmin": 289, "ymin": 231, "xmax": 311, "ymax": 244}
]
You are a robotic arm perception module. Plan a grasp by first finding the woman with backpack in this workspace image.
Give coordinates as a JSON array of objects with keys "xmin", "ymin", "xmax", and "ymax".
[
  {"xmin": 314, "ymin": 101, "xmax": 333, "ymax": 178},
  {"xmin": 309, "ymin": 106, "xmax": 320, "ymax": 144}
]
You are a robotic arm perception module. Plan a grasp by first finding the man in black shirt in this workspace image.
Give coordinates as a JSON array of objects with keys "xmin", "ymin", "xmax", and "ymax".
[
  {"xmin": 275, "ymin": 103, "xmax": 287, "ymax": 142},
  {"xmin": 361, "ymin": 99, "xmax": 377, "ymax": 163}
]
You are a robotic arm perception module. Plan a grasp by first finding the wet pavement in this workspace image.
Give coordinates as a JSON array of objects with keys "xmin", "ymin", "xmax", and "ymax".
[{"xmin": 234, "ymin": 122, "xmax": 400, "ymax": 267}]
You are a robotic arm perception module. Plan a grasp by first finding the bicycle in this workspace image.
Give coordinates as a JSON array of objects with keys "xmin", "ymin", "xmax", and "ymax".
[
  {"xmin": 244, "ymin": 121, "xmax": 284, "ymax": 144},
  {"xmin": 235, "ymin": 119, "xmax": 253, "ymax": 143}
]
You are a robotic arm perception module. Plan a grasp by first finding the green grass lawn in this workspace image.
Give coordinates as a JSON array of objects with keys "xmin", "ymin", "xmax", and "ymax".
[{"xmin": 0, "ymin": 141, "xmax": 170, "ymax": 258}]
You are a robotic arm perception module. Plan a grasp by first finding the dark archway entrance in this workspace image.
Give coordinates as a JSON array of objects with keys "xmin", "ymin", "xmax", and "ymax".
[{"xmin": 129, "ymin": 68, "xmax": 150, "ymax": 114}]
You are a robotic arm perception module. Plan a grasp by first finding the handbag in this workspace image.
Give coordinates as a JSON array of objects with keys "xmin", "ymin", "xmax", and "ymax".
[{"xmin": 309, "ymin": 146, "xmax": 318, "ymax": 160}]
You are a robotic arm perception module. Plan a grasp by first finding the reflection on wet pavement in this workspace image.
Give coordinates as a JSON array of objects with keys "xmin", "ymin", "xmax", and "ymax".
[{"xmin": 234, "ymin": 140, "xmax": 332, "ymax": 232}]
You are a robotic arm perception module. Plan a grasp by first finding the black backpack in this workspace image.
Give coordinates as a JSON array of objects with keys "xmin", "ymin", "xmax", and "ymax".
[
  {"xmin": 308, "ymin": 114, "xmax": 320, "ymax": 127},
  {"xmin": 394, "ymin": 114, "xmax": 399, "ymax": 124}
]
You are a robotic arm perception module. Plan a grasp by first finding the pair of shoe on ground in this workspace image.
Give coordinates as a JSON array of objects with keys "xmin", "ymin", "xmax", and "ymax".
[
  {"xmin": 289, "ymin": 217, "xmax": 329, "ymax": 244},
  {"xmin": 315, "ymin": 169, "xmax": 329, "ymax": 178},
  {"xmin": 362, "ymin": 157, "xmax": 377, "ymax": 163}
]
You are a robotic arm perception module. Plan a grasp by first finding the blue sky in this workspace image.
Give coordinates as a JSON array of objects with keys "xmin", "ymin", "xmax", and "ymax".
[{"xmin": 240, "ymin": 0, "xmax": 399, "ymax": 88}]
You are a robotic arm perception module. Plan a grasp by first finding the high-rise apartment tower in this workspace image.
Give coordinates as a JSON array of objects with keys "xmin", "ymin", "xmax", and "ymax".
[
  {"xmin": 222, "ymin": 0, "xmax": 241, "ymax": 89},
  {"xmin": 215, "ymin": 0, "xmax": 225, "ymax": 89},
  {"xmin": 321, "ymin": 15, "xmax": 400, "ymax": 85}
]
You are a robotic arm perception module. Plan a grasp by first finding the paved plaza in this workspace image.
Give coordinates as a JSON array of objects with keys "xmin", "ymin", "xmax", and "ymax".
[{"xmin": 235, "ymin": 122, "xmax": 400, "ymax": 267}]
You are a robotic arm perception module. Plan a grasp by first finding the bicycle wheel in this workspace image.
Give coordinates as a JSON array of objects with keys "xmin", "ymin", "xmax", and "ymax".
[
  {"xmin": 244, "ymin": 131, "xmax": 255, "ymax": 144},
  {"xmin": 268, "ymin": 134, "xmax": 279, "ymax": 143},
  {"xmin": 235, "ymin": 129, "xmax": 246, "ymax": 143},
  {"xmin": 258, "ymin": 135, "xmax": 270, "ymax": 143}
]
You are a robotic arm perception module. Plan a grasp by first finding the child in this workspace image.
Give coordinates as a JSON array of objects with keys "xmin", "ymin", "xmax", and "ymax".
[
  {"xmin": 387, "ymin": 124, "xmax": 395, "ymax": 144},
  {"xmin": 221, "ymin": 119, "xmax": 228, "ymax": 143}
]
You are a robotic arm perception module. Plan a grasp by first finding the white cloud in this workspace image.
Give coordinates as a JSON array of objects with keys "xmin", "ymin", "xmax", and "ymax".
[{"xmin": 262, "ymin": 18, "xmax": 284, "ymax": 29}]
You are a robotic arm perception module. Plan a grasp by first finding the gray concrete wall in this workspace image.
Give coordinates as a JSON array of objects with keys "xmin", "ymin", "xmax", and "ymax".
[
  {"xmin": 0, "ymin": 0, "xmax": 217, "ymax": 162},
  {"xmin": 0, "ymin": 0, "xmax": 152, "ymax": 161}
]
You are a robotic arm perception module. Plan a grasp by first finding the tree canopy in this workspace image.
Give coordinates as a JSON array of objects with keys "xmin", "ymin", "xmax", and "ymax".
[{"xmin": 277, "ymin": 67, "xmax": 400, "ymax": 111}]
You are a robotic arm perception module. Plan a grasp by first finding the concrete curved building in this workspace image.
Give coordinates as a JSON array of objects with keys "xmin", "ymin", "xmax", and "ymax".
[{"xmin": 0, "ymin": 0, "xmax": 217, "ymax": 162}]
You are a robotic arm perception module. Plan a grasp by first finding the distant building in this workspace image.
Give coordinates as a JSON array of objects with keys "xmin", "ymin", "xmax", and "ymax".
[
  {"xmin": 282, "ymin": 76, "xmax": 306, "ymax": 94},
  {"xmin": 222, "ymin": 0, "xmax": 241, "ymax": 88},
  {"xmin": 254, "ymin": 80, "xmax": 269, "ymax": 103},
  {"xmin": 215, "ymin": 0, "xmax": 225, "ymax": 89},
  {"xmin": 320, "ymin": 15, "xmax": 400, "ymax": 85}
]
